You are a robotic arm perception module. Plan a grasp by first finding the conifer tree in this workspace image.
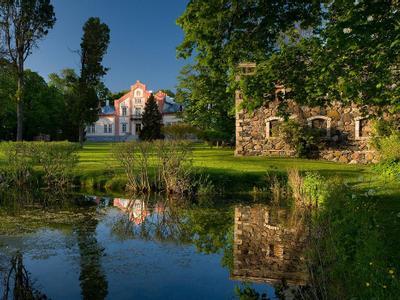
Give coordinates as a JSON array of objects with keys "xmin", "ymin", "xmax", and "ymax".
[{"xmin": 140, "ymin": 94, "xmax": 163, "ymax": 141}]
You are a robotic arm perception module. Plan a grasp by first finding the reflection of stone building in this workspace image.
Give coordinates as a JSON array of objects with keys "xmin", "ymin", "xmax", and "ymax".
[{"xmin": 231, "ymin": 205, "xmax": 309, "ymax": 286}]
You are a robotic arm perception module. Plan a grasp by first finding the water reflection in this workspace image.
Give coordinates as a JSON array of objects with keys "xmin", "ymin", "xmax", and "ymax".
[
  {"xmin": 0, "ymin": 191, "xmax": 311, "ymax": 299},
  {"xmin": 232, "ymin": 204, "xmax": 310, "ymax": 286}
]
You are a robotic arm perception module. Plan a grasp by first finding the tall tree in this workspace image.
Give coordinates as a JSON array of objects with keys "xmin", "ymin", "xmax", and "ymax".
[
  {"xmin": 140, "ymin": 93, "xmax": 163, "ymax": 141},
  {"xmin": 176, "ymin": 0, "xmax": 322, "ymax": 135},
  {"xmin": 239, "ymin": 1, "xmax": 400, "ymax": 113},
  {"xmin": 77, "ymin": 17, "xmax": 110, "ymax": 144},
  {"xmin": 0, "ymin": 0, "xmax": 56, "ymax": 140}
]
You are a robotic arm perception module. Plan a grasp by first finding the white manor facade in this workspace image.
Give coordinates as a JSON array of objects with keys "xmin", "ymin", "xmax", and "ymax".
[{"xmin": 86, "ymin": 81, "xmax": 182, "ymax": 142}]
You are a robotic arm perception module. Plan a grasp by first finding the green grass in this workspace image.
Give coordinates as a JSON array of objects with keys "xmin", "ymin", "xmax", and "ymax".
[{"xmin": 74, "ymin": 142, "xmax": 370, "ymax": 193}]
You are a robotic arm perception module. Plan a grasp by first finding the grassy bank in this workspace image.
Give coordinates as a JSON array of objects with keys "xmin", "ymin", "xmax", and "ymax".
[{"xmin": 74, "ymin": 142, "xmax": 368, "ymax": 193}]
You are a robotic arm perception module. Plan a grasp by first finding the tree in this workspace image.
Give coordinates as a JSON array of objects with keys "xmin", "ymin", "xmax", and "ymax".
[
  {"xmin": 48, "ymin": 68, "xmax": 81, "ymax": 141},
  {"xmin": 0, "ymin": 0, "xmax": 56, "ymax": 140},
  {"xmin": 176, "ymin": 0, "xmax": 322, "ymax": 136},
  {"xmin": 77, "ymin": 17, "xmax": 110, "ymax": 144},
  {"xmin": 239, "ymin": 1, "xmax": 400, "ymax": 113},
  {"xmin": 140, "ymin": 93, "xmax": 163, "ymax": 141}
]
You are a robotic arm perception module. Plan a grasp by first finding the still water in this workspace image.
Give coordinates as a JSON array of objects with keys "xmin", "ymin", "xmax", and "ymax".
[{"xmin": 0, "ymin": 192, "xmax": 309, "ymax": 299}]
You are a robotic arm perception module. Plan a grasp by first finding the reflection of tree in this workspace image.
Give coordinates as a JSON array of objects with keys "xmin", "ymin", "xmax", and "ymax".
[
  {"xmin": 75, "ymin": 216, "xmax": 108, "ymax": 300},
  {"xmin": 2, "ymin": 252, "xmax": 47, "ymax": 300}
]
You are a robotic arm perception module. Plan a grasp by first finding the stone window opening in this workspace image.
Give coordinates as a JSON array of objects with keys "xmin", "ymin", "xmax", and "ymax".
[
  {"xmin": 307, "ymin": 116, "xmax": 331, "ymax": 138},
  {"xmin": 355, "ymin": 116, "xmax": 371, "ymax": 140},
  {"xmin": 266, "ymin": 117, "xmax": 284, "ymax": 138},
  {"xmin": 268, "ymin": 244, "xmax": 275, "ymax": 257}
]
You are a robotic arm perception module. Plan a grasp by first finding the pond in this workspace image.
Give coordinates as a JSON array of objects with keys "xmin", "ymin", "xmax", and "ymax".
[{"xmin": 0, "ymin": 192, "xmax": 310, "ymax": 299}]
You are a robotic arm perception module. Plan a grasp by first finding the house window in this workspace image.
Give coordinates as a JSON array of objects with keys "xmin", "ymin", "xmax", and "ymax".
[
  {"xmin": 136, "ymin": 90, "xmax": 142, "ymax": 97},
  {"xmin": 135, "ymin": 123, "xmax": 141, "ymax": 134},
  {"xmin": 88, "ymin": 124, "xmax": 95, "ymax": 134},
  {"xmin": 108, "ymin": 124, "xmax": 112, "ymax": 133},
  {"xmin": 135, "ymin": 98, "xmax": 142, "ymax": 104},
  {"xmin": 122, "ymin": 123, "xmax": 127, "ymax": 133},
  {"xmin": 135, "ymin": 108, "xmax": 141, "ymax": 116},
  {"xmin": 307, "ymin": 116, "xmax": 331, "ymax": 138},
  {"xmin": 122, "ymin": 106, "xmax": 127, "ymax": 116},
  {"xmin": 355, "ymin": 117, "xmax": 371, "ymax": 140},
  {"xmin": 104, "ymin": 124, "xmax": 108, "ymax": 133},
  {"xmin": 266, "ymin": 117, "xmax": 283, "ymax": 138}
]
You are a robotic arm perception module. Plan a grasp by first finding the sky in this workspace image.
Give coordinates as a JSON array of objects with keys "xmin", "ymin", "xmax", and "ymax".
[{"xmin": 26, "ymin": 0, "xmax": 189, "ymax": 93}]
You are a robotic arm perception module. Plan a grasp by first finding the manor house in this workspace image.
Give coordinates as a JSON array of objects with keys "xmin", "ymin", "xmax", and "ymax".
[
  {"xmin": 86, "ymin": 80, "xmax": 182, "ymax": 142},
  {"xmin": 235, "ymin": 63, "xmax": 399, "ymax": 164}
]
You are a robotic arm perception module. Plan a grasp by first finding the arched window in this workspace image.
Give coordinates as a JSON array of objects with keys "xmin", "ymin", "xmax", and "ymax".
[
  {"xmin": 135, "ymin": 89, "xmax": 142, "ymax": 97},
  {"xmin": 355, "ymin": 117, "xmax": 371, "ymax": 140},
  {"xmin": 307, "ymin": 116, "xmax": 331, "ymax": 138},
  {"xmin": 266, "ymin": 116, "xmax": 283, "ymax": 138}
]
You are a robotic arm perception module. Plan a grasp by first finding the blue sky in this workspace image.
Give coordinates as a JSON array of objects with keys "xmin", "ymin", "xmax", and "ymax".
[{"xmin": 26, "ymin": 0, "xmax": 189, "ymax": 93}]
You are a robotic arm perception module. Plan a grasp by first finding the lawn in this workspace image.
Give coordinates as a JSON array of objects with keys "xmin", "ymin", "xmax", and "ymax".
[{"xmin": 76, "ymin": 142, "xmax": 370, "ymax": 193}]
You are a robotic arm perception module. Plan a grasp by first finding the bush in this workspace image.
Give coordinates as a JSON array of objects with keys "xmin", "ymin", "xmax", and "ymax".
[
  {"xmin": 0, "ymin": 142, "xmax": 35, "ymax": 187},
  {"xmin": 32, "ymin": 142, "xmax": 79, "ymax": 188},
  {"xmin": 0, "ymin": 142, "xmax": 79, "ymax": 189},
  {"xmin": 162, "ymin": 123, "xmax": 200, "ymax": 140},
  {"xmin": 301, "ymin": 172, "xmax": 330, "ymax": 206},
  {"xmin": 112, "ymin": 140, "xmax": 194, "ymax": 195},
  {"xmin": 278, "ymin": 120, "xmax": 324, "ymax": 158},
  {"xmin": 198, "ymin": 130, "xmax": 232, "ymax": 147}
]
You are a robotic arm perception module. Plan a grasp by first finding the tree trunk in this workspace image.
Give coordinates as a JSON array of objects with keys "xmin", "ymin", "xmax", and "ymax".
[
  {"xmin": 16, "ymin": 71, "xmax": 24, "ymax": 141},
  {"xmin": 79, "ymin": 125, "xmax": 84, "ymax": 146}
]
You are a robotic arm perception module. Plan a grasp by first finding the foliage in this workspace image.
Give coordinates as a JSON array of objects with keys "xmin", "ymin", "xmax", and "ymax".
[
  {"xmin": 162, "ymin": 123, "xmax": 199, "ymax": 140},
  {"xmin": 175, "ymin": 64, "xmax": 235, "ymax": 137},
  {"xmin": 198, "ymin": 129, "xmax": 232, "ymax": 147},
  {"xmin": 0, "ymin": 0, "xmax": 56, "ymax": 140},
  {"xmin": 278, "ymin": 120, "xmax": 324, "ymax": 158},
  {"xmin": 31, "ymin": 141, "xmax": 79, "ymax": 187},
  {"xmin": 140, "ymin": 94, "xmax": 163, "ymax": 141},
  {"xmin": 112, "ymin": 141, "xmax": 194, "ymax": 195},
  {"xmin": 154, "ymin": 140, "xmax": 193, "ymax": 195},
  {"xmin": 176, "ymin": 1, "xmax": 320, "ymax": 137},
  {"xmin": 0, "ymin": 141, "xmax": 79, "ymax": 188},
  {"xmin": 301, "ymin": 172, "xmax": 330, "ymax": 206},
  {"xmin": 371, "ymin": 160, "xmax": 400, "ymax": 183},
  {"xmin": 0, "ymin": 142, "xmax": 35, "ymax": 187},
  {"xmin": 309, "ymin": 184, "xmax": 400, "ymax": 299},
  {"xmin": 239, "ymin": 1, "xmax": 400, "ymax": 112},
  {"xmin": 77, "ymin": 17, "xmax": 110, "ymax": 144}
]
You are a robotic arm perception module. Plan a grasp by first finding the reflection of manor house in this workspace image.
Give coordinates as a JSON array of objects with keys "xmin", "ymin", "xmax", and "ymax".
[
  {"xmin": 235, "ymin": 63, "xmax": 400, "ymax": 164},
  {"xmin": 113, "ymin": 198, "xmax": 150, "ymax": 225},
  {"xmin": 231, "ymin": 205, "xmax": 309, "ymax": 286},
  {"xmin": 86, "ymin": 81, "xmax": 183, "ymax": 142}
]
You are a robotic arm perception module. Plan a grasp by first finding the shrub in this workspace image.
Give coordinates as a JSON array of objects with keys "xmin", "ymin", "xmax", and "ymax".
[
  {"xmin": 278, "ymin": 120, "xmax": 324, "ymax": 158},
  {"xmin": 0, "ymin": 142, "xmax": 35, "ymax": 187},
  {"xmin": 301, "ymin": 172, "xmax": 330, "ymax": 206},
  {"xmin": 162, "ymin": 123, "xmax": 199, "ymax": 140},
  {"xmin": 31, "ymin": 142, "xmax": 79, "ymax": 188},
  {"xmin": 154, "ymin": 140, "xmax": 193, "ymax": 194},
  {"xmin": 198, "ymin": 130, "xmax": 232, "ymax": 147},
  {"xmin": 112, "ymin": 140, "xmax": 194, "ymax": 195}
]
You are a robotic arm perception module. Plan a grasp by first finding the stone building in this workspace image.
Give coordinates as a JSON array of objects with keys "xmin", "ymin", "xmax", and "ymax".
[
  {"xmin": 235, "ymin": 63, "xmax": 398, "ymax": 164},
  {"xmin": 231, "ymin": 205, "xmax": 309, "ymax": 286}
]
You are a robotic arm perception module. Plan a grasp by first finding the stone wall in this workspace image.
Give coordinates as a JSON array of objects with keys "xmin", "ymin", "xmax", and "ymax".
[
  {"xmin": 231, "ymin": 205, "xmax": 309, "ymax": 286},
  {"xmin": 235, "ymin": 94, "xmax": 397, "ymax": 163}
]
